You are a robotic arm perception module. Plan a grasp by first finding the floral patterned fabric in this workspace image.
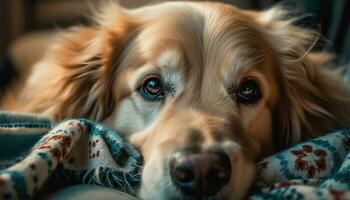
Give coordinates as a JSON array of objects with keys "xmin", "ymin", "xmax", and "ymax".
[
  {"xmin": 250, "ymin": 129, "xmax": 350, "ymax": 200},
  {"xmin": 1, "ymin": 112, "xmax": 350, "ymax": 199},
  {"xmin": 0, "ymin": 113, "xmax": 141, "ymax": 200}
]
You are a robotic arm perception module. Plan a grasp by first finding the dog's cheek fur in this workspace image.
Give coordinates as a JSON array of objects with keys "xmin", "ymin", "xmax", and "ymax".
[
  {"xmin": 253, "ymin": 7, "xmax": 350, "ymax": 147},
  {"xmin": 277, "ymin": 55, "xmax": 350, "ymax": 146},
  {"xmin": 139, "ymin": 150, "xmax": 177, "ymax": 200}
]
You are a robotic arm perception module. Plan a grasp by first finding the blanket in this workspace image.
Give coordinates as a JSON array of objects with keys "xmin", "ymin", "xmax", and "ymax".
[
  {"xmin": 0, "ymin": 112, "xmax": 350, "ymax": 199},
  {"xmin": 252, "ymin": 129, "xmax": 350, "ymax": 199},
  {"xmin": 0, "ymin": 112, "xmax": 141, "ymax": 199}
]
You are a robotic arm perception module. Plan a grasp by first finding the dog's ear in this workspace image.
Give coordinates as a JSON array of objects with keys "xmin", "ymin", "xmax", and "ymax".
[
  {"xmin": 42, "ymin": 3, "xmax": 138, "ymax": 121},
  {"xmin": 254, "ymin": 7, "xmax": 350, "ymax": 148}
]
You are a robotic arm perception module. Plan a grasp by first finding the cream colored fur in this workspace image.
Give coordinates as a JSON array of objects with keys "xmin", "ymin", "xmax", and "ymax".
[{"xmin": 1, "ymin": 2, "xmax": 350, "ymax": 199}]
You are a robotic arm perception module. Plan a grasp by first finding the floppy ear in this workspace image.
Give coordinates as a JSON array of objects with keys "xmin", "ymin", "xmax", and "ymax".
[
  {"xmin": 256, "ymin": 7, "xmax": 350, "ymax": 148},
  {"xmin": 26, "ymin": 3, "xmax": 138, "ymax": 121}
]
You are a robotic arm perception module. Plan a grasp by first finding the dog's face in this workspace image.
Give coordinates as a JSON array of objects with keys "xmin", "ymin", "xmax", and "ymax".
[
  {"xmin": 22, "ymin": 1, "xmax": 350, "ymax": 200},
  {"xmin": 102, "ymin": 3, "xmax": 280, "ymax": 199}
]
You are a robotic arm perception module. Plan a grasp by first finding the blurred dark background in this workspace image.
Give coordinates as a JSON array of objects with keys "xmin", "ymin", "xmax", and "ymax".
[{"xmin": 0, "ymin": 0, "xmax": 349, "ymax": 91}]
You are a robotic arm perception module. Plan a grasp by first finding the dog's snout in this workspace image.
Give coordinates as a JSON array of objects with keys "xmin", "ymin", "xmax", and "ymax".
[{"xmin": 170, "ymin": 150, "xmax": 231, "ymax": 197}]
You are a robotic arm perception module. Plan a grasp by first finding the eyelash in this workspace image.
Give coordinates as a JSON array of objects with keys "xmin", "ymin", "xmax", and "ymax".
[
  {"xmin": 163, "ymin": 82, "xmax": 176, "ymax": 97},
  {"xmin": 138, "ymin": 74, "xmax": 176, "ymax": 101}
]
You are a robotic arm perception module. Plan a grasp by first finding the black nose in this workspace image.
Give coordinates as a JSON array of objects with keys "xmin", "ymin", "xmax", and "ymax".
[{"xmin": 170, "ymin": 150, "xmax": 231, "ymax": 197}]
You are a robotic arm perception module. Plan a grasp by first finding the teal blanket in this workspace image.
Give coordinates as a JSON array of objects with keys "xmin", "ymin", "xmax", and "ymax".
[
  {"xmin": 252, "ymin": 129, "xmax": 350, "ymax": 199},
  {"xmin": 0, "ymin": 112, "xmax": 350, "ymax": 199},
  {"xmin": 0, "ymin": 112, "xmax": 141, "ymax": 199}
]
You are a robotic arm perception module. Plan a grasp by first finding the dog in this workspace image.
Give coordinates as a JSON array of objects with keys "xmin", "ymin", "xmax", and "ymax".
[{"xmin": 1, "ymin": 1, "xmax": 350, "ymax": 199}]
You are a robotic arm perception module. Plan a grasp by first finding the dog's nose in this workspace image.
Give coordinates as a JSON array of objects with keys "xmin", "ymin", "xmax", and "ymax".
[{"xmin": 170, "ymin": 151, "xmax": 231, "ymax": 197}]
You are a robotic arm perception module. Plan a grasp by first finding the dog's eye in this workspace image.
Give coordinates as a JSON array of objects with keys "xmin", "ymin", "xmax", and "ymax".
[
  {"xmin": 236, "ymin": 79, "xmax": 261, "ymax": 104},
  {"xmin": 140, "ymin": 76, "xmax": 165, "ymax": 101}
]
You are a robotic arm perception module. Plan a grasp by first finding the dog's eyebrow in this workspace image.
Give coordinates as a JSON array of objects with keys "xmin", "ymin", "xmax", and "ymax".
[{"xmin": 156, "ymin": 49, "xmax": 181, "ymax": 68}]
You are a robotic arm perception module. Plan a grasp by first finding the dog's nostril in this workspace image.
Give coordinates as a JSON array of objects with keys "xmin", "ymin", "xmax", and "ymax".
[
  {"xmin": 171, "ymin": 161, "xmax": 195, "ymax": 184},
  {"xmin": 208, "ymin": 162, "xmax": 231, "ymax": 183},
  {"xmin": 170, "ymin": 151, "xmax": 231, "ymax": 197}
]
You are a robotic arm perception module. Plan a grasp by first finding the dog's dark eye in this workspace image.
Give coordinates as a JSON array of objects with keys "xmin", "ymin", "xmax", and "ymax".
[
  {"xmin": 236, "ymin": 79, "xmax": 261, "ymax": 104},
  {"xmin": 140, "ymin": 76, "xmax": 165, "ymax": 101}
]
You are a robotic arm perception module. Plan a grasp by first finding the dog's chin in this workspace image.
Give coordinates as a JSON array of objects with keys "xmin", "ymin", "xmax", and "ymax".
[
  {"xmin": 151, "ymin": 190, "xmax": 222, "ymax": 200},
  {"xmin": 139, "ymin": 171, "xmax": 237, "ymax": 200},
  {"xmin": 138, "ymin": 141, "xmax": 255, "ymax": 200},
  {"xmin": 140, "ymin": 179, "xmax": 223, "ymax": 200}
]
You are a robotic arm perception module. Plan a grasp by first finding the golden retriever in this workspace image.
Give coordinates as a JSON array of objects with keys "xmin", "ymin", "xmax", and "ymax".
[{"xmin": 1, "ymin": 1, "xmax": 350, "ymax": 199}]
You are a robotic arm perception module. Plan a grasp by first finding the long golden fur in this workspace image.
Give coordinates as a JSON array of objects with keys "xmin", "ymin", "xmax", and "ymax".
[{"xmin": 1, "ymin": 1, "xmax": 350, "ymax": 199}]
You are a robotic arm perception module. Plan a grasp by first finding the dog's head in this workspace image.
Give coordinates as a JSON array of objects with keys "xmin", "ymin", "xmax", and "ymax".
[{"xmin": 28, "ymin": 1, "xmax": 350, "ymax": 199}]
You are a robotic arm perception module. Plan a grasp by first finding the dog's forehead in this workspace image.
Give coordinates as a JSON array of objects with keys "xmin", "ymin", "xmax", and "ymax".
[{"xmin": 135, "ymin": 2, "xmax": 265, "ymax": 78}]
